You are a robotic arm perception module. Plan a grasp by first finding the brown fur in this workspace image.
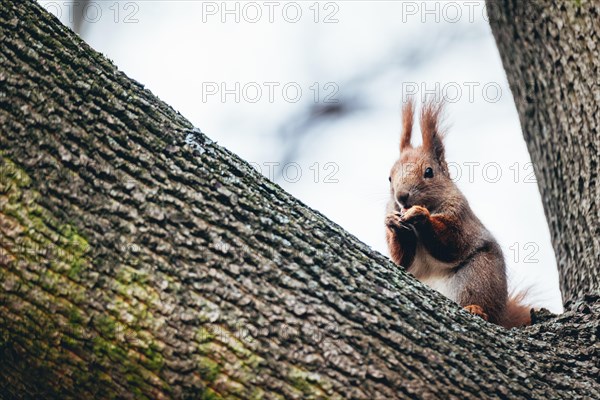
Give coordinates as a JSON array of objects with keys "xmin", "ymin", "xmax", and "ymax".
[
  {"xmin": 500, "ymin": 293, "xmax": 532, "ymax": 328},
  {"xmin": 400, "ymin": 99, "xmax": 415, "ymax": 151},
  {"xmin": 420, "ymin": 101, "xmax": 446, "ymax": 169},
  {"xmin": 385, "ymin": 99, "xmax": 531, "ymax": 328},
  {"xmin": 385, "ymin": 217, "xmax": 417, "ymax": 267}
]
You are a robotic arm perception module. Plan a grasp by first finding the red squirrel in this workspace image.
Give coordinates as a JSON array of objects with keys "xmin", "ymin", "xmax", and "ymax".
[{"xmin": 385, "ymin": 99, "xmax": 531, "ymax": 328}]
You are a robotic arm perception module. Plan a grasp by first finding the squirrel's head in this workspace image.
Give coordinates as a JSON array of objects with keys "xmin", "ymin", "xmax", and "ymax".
[{"xmin": 389, "ymin": 99, "xmax": 454, "ymax": 212}]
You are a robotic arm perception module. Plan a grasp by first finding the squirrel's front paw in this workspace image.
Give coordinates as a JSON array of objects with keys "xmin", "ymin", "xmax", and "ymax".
[
  {"xmin": 401, "ymin": 205, "xmax": 430, "ymax": 225},
  {"xmin": 385, "ymin": 212, "xmax": 411, "ymax": 231},
  {"xmin": 464, "ymin": 304, "xmax": 489, "ymax": 321}
]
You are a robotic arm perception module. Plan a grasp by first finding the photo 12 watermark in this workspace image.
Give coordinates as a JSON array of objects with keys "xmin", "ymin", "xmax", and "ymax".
[
  {"xmin": 200, "ymin": 1, "xmax": 340, "ymax": 23},
  {"xmin": 401, "ymin": 81, "xmax": 504, "ymax": 104},
  {"xmin": 398, "ymin": 1, "xmax": 543, "ymax": 25},
  {"xmin": 395, "ymin": 161, "xmax": 537, "ymax": 185},
  {"xmin": 508, "ymin": 242, "xmax": 540, "ymax": 264},
  {"xmin": 201, "ymin": 82, "xmax": 340, "ymax": 104},
  {"xmin": 249, "ymin": 161, "xmax": 340, "ymax": 184},
  {"xmin": 40, "ymin": 1, "xmax": 141, "ymax": 24},
  {"xmin": 400, "ymin": 1, "xmax": 488, "ymax": 23}
]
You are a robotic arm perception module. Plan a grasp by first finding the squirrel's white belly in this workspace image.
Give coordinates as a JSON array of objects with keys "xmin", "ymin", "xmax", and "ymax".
[{"xmin": 410, "ymin": 243, "xmax": 459, "ymax": 302}]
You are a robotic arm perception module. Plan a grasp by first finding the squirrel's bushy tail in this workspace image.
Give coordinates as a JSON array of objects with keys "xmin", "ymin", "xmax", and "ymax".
[{"xmin": 500, "ymin": 291, "xmax": 532, "ymax": 329}]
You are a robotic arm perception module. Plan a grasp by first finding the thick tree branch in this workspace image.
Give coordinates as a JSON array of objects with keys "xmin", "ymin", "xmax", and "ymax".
[
  {"xmin": 0, "ymin": 1, "xmax": 598, "ymax": 399},
  {"xmin": 486, "ymin": 0, "xmax": 600, "ymax": 305}
]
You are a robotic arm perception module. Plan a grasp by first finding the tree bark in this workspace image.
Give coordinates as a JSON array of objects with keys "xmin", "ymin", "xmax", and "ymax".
[
  {"xmin": 486, "ymin": 0, "xmax": 600, "ymax": 305},
  {"xmin": 0, "ymin": 1, "xmax": 598, "ymax": 399}
]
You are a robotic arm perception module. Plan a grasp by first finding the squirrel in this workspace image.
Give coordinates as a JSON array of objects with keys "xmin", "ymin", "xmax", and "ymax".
[{"xmin": 385, "ymin": 99, "xmax": 531, "ymax": 329}]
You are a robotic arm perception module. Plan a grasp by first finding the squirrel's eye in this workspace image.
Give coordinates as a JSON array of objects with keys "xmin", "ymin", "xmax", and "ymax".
[
  {"xmin": 424, "ymin": 167, "xmax": 434, "ymax": 179},
  {"xmin": 388, "ymin": 176, "xmax": 392, "ymax": 182}
]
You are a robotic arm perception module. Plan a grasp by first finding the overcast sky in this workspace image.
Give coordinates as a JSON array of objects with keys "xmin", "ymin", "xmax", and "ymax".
[{"xmin": 40, "ymin": 1, "xmax": 563, "ymax": 312}]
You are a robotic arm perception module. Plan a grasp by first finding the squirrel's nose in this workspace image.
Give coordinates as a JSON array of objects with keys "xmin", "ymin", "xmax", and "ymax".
[{"xmin": 397, "ymin": 191, "xmax": 410, "ymax": 205}]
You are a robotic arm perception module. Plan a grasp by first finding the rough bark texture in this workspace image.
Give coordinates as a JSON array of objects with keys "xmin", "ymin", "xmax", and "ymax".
[
  {"xmin": 0, "ymin": 1, "xmax": 598, "ymax": 399},
  {"xmin": 486, "ymin": 0, "xmax": 600, "ymax": 305}
]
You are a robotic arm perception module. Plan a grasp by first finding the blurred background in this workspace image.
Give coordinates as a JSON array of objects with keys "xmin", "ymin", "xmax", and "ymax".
[{"xmin": 39, "ymin": 0, "xmax": 563, "ymax": 312}]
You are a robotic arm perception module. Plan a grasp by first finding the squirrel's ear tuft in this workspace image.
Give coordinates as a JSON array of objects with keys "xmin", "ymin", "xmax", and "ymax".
[
  {"xmin": 420, "ymin": 100, "xmax": 446, "ymax": 163},
  {"xmin": 400, "ymin": 98, "xmax": 414, "ymax": 152}
]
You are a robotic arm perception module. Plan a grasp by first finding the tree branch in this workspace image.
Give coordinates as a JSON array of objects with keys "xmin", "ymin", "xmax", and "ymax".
[
  {"xmin": 486, "ymin": 0, "xmax": 600, "ymax": 304},
  {"xmin": 0, "ymin": 1, "xmax": 598, "ymax": 398}
]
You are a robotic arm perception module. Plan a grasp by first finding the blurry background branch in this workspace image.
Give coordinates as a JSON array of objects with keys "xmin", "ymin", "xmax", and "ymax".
[
  {"xmin": 71, "ymin": 0, "xmax": 90, "ymax": 35},
  {"xmin": 276, "ymin": 25, "xmax": 485, "ymax": 166}
]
